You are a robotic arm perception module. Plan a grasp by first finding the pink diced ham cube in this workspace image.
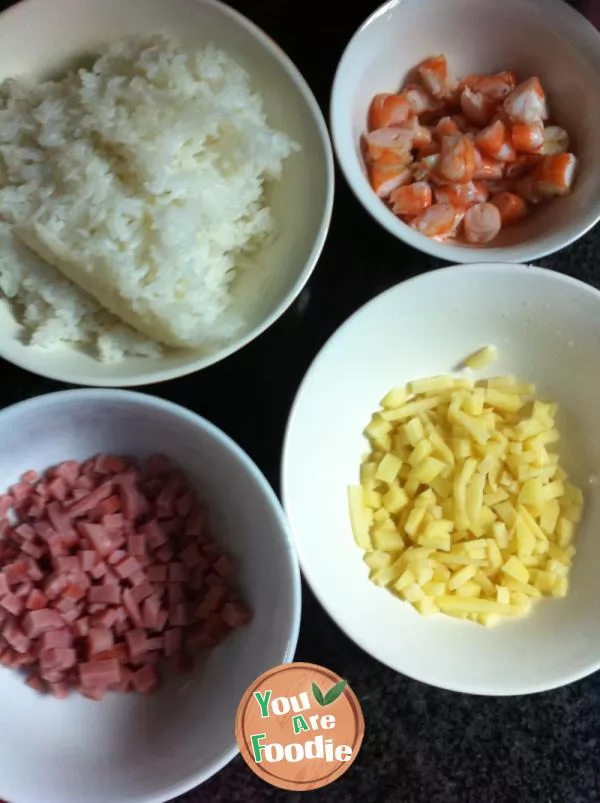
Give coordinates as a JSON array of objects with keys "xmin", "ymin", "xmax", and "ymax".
[
  {"xmin": 79, "ymin": 658, "xmax": 122, "ymax": 688},
  {"xmin": 1, "ymin": 592, "xmax": 25, "ymax": 616},
  {"xmin": 132, "ymin": 663, "xmax": 160, "ymax": 694},
  {"xmin": 88, "ymin": 627, "xmax": 114, "ymax": 656},
  {"xmin": 88, "ymin": 585, "xmax": 121, "ymax": 606}
]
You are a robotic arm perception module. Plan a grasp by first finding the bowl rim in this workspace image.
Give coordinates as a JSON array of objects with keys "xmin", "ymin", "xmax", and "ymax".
[
  {"xmin": 0, "ymin": 0, "xmax": 335, "ymax": 388},
  {"xmin": 329, "ymin": 0, "xmax": 600, "ymax": 265},
  {"xmin": 281, "ymin": 261, "xmax": 600, "ymax": 696},
  {"xmin": 0, "ymin": 387, "xmax": 302, "ymax": 800}
]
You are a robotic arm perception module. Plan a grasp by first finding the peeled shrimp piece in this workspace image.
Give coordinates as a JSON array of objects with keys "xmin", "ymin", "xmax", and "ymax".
[
  {"xmin": 486, "ymin": 178, "xmax": 515, "ymax": 196},
  {"xmin": 369, "ymin": 163, "xmax": 413, "ymax": 198},
  {"xmin": 364, "ymin": 128, "xmax": 414, "ymax": 165},
  {"xmin": 512, "ymin": 122, "xmax": 544, "ymax": 153},
  {"xmin": 540, "ymin": 126, "xmax": 570, "ymax": 156},
  {"xmin": 439, "ymin": 134, "xmax": 478, "ymax": 183},
  {"xmin": 411, "ymin": 202, "xmax": 464, "ymax": 239},
  {"xmin": 503, "ymin": 77, "xmax": 548, "ymax": 124},
  {"xmin": 412, "ymin": 153, "xmax": 443, "ymax": 183},
  {"xmin": 401, "ymin": 83, "xmax": 444, "ymax": 118},
  {"xmin": 391, "ymin": 181, "xmax": 433, "ymax": 216},
  {"xmin": 463, "ymin": 203, "xmax": 502, "ymax": 244},
  {"xmin": 505, "ymin": 153, "xmax": 543, "ymax": 179},
  {"xmin": 417, "ymin": 54, "xmax": 457, "ymax": 100},
  {"xmin": 473, "ymin": 149, "xmax": 504, "ymax": 181},
  {"xmin": 435, "ymin": 116, "xmax": 462, "ymax": 139},
  {"xmin": 475, "ymin": 119, "xmax": 516, "ymax": 162},
  {"xmin": 491, "ymin": 192, "xmax": 528, "ymax": 225},
  {"xmin": 368, "ymin": 93, "xmax": 413, "ymax": 131},
  {"xmin": 532, "ymin": 153, "xmax": 577, "ymax": 197},
  {"xmin": 434, "ymin": 180, "xmax": 488, "ymax": 207},
  {"xmin": 460, "ymin": 86, "xmax": 496, "ymax": 127},
  {"xmin": 393, "ymin": 117, "xmax": 433, "ymax": 148},
  {"xmin": 462, "ymin": 71, "xmax": 518, "ymax": 102}
]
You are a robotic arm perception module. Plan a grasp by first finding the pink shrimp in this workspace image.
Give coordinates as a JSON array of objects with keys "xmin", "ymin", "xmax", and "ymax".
[
  {"xmin": 473, "ymin": 149, "xmax": 504, "ymax": 180},
  {"xmin": 368, "ymin": 94, "xmax": 413, "ymax": 131},
  {"xmin": 463, "ymin": 203, "xmax": 502, "ymax": 244},
  {"xmin": 540, "ymin": 126, "xmax": 570, "ymax": 156},
  {"xmin": 503, "ymin": 77, "xmax": 548, "ymax": 124},
  {"xmin": 504, "ymin": 153, "xmax": 543, "ymax": 179},
  {"xmin": 417, "ymin": 55, "xmax": 457, "ymax": 100},
  {"xmin": 490, "ymin": 192, "xmax": 528, "ymax": 225},
  {"xmin": 390, "ymin": 181, "xmax": 433, "ymax": 216},
  {"xmin": 439, "ymin": 134, "xmax": 478, "ymax": 183},
  {"xmin": 460, "ymin": 86, "xmax": 496, "ymax": 127},
  {"xmin": 475, "ymin": 119, "xmax": 516, "ymax": 162},
  {"xmin": 363, "ymin": 128, "xmax": 414, "ymax": 165},
  {"xmin": 412, "ymin": 153, "xmax": 443, "ymax": 183},
  {"xmin": 531, "ymin": 153, "xmax": 577, "ymax": 197},
  {"xmin": 368, "ymin": 163, "xmax": 413, "ymax": 198},
  {"xmin": 393, "ymin": 117, "xmax": 433, "ymax": 148},
  {"xmin": 401, "ymin": 84, "xmax": 444, "ymax": 118},
  {"xmin": 411, "ymin": 203, "xmax": 464, "ymax": 239},
  {"xmin": 462, "ymin": 71, "xmax": 518, "ymax": 102},
  {"xmin": 434, "ymin": 116, "xmax": 462, "ymax": 139},
  {"xmin": 434, "ymin": 180, "xmax": 488, "ymax": 207},
  {"xmin": 511, "ymin": 122, "xmax": 544, "ymax": 153}
]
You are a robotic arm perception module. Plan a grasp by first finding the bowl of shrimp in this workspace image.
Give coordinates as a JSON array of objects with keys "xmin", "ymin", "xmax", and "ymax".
[{"xmin": 331, "ymin": 0, "xmax": 600, "ymax": 263}]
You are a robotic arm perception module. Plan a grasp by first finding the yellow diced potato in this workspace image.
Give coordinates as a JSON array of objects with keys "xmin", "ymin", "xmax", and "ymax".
[
  {"xmin": 485, "ymin": 388, "xmax": 524, "ymax": 413},
  {"xmin": 518, "ymin": 478, "xmax": 544, "ymax": 507},
  {"xmin": 454, "ymin": 457, "xmax": 478, "ymax": 530},
  {"xmin": 485, "ymin": 376, "xmax": 536, "ymax": 395},
  {"xmin": 431, "ymin": 552, "xmax": 485, "ymax": 566},
  {"xmin": 408, "ymin": 375, "xmax": 455, "ymax": 395},
  {"xmin": 413, "ymin": 597, "xmax": 440, "ymax": 617},
  {"xmin": 540, "ymin": 499, "xmax": 561, "ymax": 536},
  {"xmin": 372, "ymin": 527, "xmax": 405, "ymax": 553},
  {"xmin": 382, "ymin": 484, "xmax": 409, "ymax": 514},
  {"xmin": 363, "ymin": 551, "xmax": 391, "ymax": 572},
  {"xmin": 380, "ymin": 386, "xmax": 410, "ymax": 409},
  {"xmin": 509, "ymin": 590, "xmax": 532, "ymax": 615},
  {"xmin": 479, "ymin": 613, "xmax": 502, "ymax": 627},
  {"xmin": 463, "ymin": 388, "xmax": 485, "ymax": 416},
  {"xmin": 430, "ymin": 475, "xmax": 453, "ymax": 500},
  {"xmin": 522, "ymin": 555, "xmax": 544, "ymax": 567},
  {"xmin": 370, "ymin": 563, "xmax": 400, "ymax": 587},
  {"xmin": 503, "ymin": 577, "xmax": 542, "ymax": 597},
  {"xmin": 373, "ymin": 507, "xmax": 391, "ymax": 525},
  {"xmin": 364, "ymin": 415, "xmax": 392, "ymax": 443},
  {"xmin": 404, "ymin": 506, "xmax": 427, "ymax": 538},
  {"xmin": 533, "ymin": 570, "xmax": 555, "ymax": 594},
  {"xmin": 466, "ymin": 472, "xmax": 485, "ymax": 532},
  {"xmin": 547, "ymin": 543, "xmax": 571, "ymax": 565},
  {"xmin": 563, "ymin": 504, "xmax": 583, "ymax": 523},
  {"xmin": 363, "ymin": 489, "xmax": 382, "ymax": 509},
  {"xmin": 393, "ymin": 567, "xmax": 415, "ymax": 592},
  {"xmin": 433, "ymin": 565, "xmax": 451, "ymax": 582},
  {"xmin": 382, "ymin": 396, "xmax": 442, "ymax": 422},
  {"xmin": 403, "ymin": 417, "xmax": 425, "ymax": 447},
  {"xmin": 515, "ymin": 516, "xmax": 536, "ymax": 559},
  {"xmin": 456, "ymin": 580, "xmax": 481, "ymax": 598},
  {"xmin": 563, "ymin": 483, "xmax": 584, "ymax": 507},
  {"xmin": 552, "ymin": 575, "xmax": 568, "ymax": 597},
  {"xmin": 375, "ymin": 453, "xmax": 403, "ymax": 483},
  {"xmin": 475, "ymin": 570, "xmax": 496, "ymax": 597},
  {"xmin": 532, "ymin": 401, "xmax": 555, "ymax": 427},
  {"xmin": 401, "ymin": 583, "xmax": 425, "ymax": 603},
  {"xmin": 436, "ymin": 596, "xmax": 517, "ymax": 616},
  {"xmin": 413, "ymin": 489, "xmax": 437, "ymax": 509},
  {"xmin": 452, "ymin": 438, "xmax": 472, "ymax": 459},
  {"xmin": 412, "ymin": 457, "xmax": 446, "ymax": 484},
  {"xmin": 556, "ymin": 517, "xmax": 575, "ymax": 548},
  {"xmin": 347, "ymin": 486, "xmax": 373, "ymax": 550},
  {"xmin": 514, "ymin": 418, "xmax": 546, "ymax": 442},
  {"xmin": 404, "ymin": 477, "xmax": 421, "ymax": 498},
  {"xmin": 447, "ymin": 564, "xmax": 477, "ymax": 590},
  {"xmin": 413, "ymin": 559, "xmax": 434, "ymax": 586},
  {"xmin": 497, "ymin": 586, "xmax": 510, "ymax": 605},
  {"xmin": 484, "ymin": 488, "xmax": 509, "ymax": 506},
  {"xmin": 543, "ymin": 480, "xmax": 565, "ymax": 501},
  {"xmin": 428, "ymin": 429, "xmax": 455, "ymax": 467},
  {"xmin": 422, "ymin": 581, "xmax": 446, "ymax": 597},
  {"xmin": 360, "ymin": 462, "xmax": 378, "ymax": 490},
  {"xmin": 486, "ymin": 539, "xmax": 503, "ymax": 571},
  {"xmin": 493, "ymin": 501, "xmax": 518, "ymax": 528},
  {"xmin": 408, "ymin": 439, "xmax": 433, "ymax": 467},
  {"xmin": 545, "ymin": 558, "xmax": 569, "ymax": 577},
  {"xmin": 418, "ymin": 532, "xmax": 452, "ymax": 551},
  {"xmin": 501, "ymin": 555, "xmax": 530, "ymax": 584},
  {"xmin": 463, "ymin": 345, "xmax": 497, "ymax": 370},
  {"xmin": 492, "ymin": 521, "xmax": 509, "ymax": 549},
  {"xmin": 449, "ymin": 408, "xmax": 490, "ymax": 445}
]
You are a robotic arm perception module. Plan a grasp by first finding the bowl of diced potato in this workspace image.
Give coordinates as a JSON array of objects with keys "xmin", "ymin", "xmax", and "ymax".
[{"xmin": 282, "ymin": 262, "xmax": 600, "ymax": 696}]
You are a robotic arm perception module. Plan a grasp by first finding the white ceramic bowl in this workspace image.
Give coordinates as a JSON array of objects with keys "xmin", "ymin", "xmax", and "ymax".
[
  {"xmin": 331, "ymin": 0, "xmax": 600, "ymax": 264},
  {"xmin": 0, "ymin": 390, "xmax": 300, "ymax": 803},
  {"xmin": 282, "ymin": 263, "xmax": 600, "ymax": 696},
  {"xmin": 0, "ymin": 0, "xmax": 334, "ymax": 387}
]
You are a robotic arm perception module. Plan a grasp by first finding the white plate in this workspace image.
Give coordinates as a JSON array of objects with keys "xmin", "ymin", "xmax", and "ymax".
[
  {"xmin": 282, "ymin": 263, "xmax": 600, "ymax": 696},
  {"xmin": 0, "ymin": 0, "xmax": 334, "ymax": 386}
]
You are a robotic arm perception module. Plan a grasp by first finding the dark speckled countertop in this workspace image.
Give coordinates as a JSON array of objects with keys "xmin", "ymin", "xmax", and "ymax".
[{"xmin": 1, "ymin": 0, "xmax": 600, "ymax": 801}]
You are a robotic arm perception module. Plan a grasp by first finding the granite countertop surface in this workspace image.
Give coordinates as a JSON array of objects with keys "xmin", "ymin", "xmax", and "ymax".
[{"xmin": 1, "ymin": 0, "xmax": 600, "ymax": 801}]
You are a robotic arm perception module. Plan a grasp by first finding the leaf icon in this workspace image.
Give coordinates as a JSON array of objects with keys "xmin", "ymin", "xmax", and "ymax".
[
  {"xmin": 312, "ymin": 682, "xmax": 325, "ymax": 706},
  {"xmin": 323, "ymin": 679, "xmax": 347, "ymax": 706}
]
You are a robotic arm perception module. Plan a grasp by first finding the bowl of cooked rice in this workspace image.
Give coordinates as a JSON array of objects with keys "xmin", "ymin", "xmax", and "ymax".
[{"xmin": 0, "ymin": 0, "xmax": 334, "ymax": 386}]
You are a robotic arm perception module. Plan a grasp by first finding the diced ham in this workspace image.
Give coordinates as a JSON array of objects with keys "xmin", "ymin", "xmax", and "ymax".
[
  {"xmin": 222, "ymin": 602, "xmax": 252, "ymax": 627},
  {"xmin": 42, "ymin": 629, "xmax": 73, "ymax": 650},
  {"xmin": 88, "ymin": 627, "xmax": 114, "ymax": 656},
  {"xmin": 79, "ymin": 685, "xmax": 107, "ymax": 701},
  {"xmin": 80, "ymin": 551, "xmax": 97, "ymax": 573},
  {"xmin": 23, "ymin": 609, "xmax": 65, "ymax": 638},
  {"xmin": 141, "ymin": 520, "xmax": 168, "ymax": 550},
  {"xmin": 26, "ymin": 674, "xmax": 47, "ymax": 693},
  {"xmin": 50, "ymin": 681, "xmax": 70, "ymax": 699},
  {"xmin": 168, "ymin": 584, "xmax": 184, "ymax": 605},
  {"xmin": 68, "ymin": 482, "xmax": 113, "ymax": 518},
  {"xmin": 115, "ymin": 556, "xmax": 141, "ymax": 579},
  {"xmin": 41, "ymin": 647, "xmax": 77, "ymax": 671},
  {"xmin": 46, "ymin": 502, "xmax": 76, "ymax": 540},
  {"xmin": 95, "ymin": 454, "xmax": 128, "ymax": 475},
  {"xmin": 179, "ymin": 543, "xmax": 202, "ymax": 568},
  {"xmin": 168, "ymin": 562, "xmax": 188, "ymax": 583},
  {"xmin": 48, "ymin": 478, "xmax": 69, "ymax": 502},
  {"xmin": 132, "ymin": 663, "xmax": 160, "ymax": 694},
  {"xmin": 156, "ymin": 544, "xmax": 174, "ymax": 564},
  {"xmin": 110, "ymin": 666, "xmax": 133, "ymax": 693},
  {"xmin": 185, "ymin": 507, "xmax": 206, "ymax": 537},
  {"xmin": 107, "ymin": 549, "xmax": 127, "ymax": 567},
  {"xmin": 118, "ymin": 479, "xmax": 148, "ymax": 522},
  {"xmin": 143, "ymin": 454, "xmax": 172, "ymax": 479},
  {"xmin": 131, "ymin": 581, "xmax": 153, "ymax": 604},
  {"xmin": 126, "ymin": 628, "xmax": 148, "ymax": 659},
  {"xmin": 0, "ymin": 574, "xmax": 10, "ymax": 597},
  {"xmin": 26, "ymin": 589, "xmax": 47, "ymax": 610},
  {"xmin": 79, "ymin": 658, "xmax": 122, "ymax": 687},
  {"xmin": 90, "ymin": 562, "xmax": 107, "ymax": 580},
  {"xmin": 51, "ymin": 461, "xmax": 80, "ymax": 484},
  {"xmin": 127, "ymin": 534, "xmax": 146, "ymax": 557},
  {"xmin": 3, "ymin": 620, "xmax": 31, "ymax": 653},
  {"xmin": 74, "ymin": 617, "xmax": 90, "ymax": 638},
  {"xmin": 77, "ymin": 522, "xmax": 115, "ymax": 557},
  {"xmin": 1, "ymin": 593, "xmax": 25, "ymax": 616},
  {"xmin": 102, "ymin": 568, "xmax": 120, "ymax": 586},
  {"xmin": 102, "ymin": 512, "xmax": 124, "ymax": 530},
  {"xmin": 123, "ymin": 589, "xmax": 143, "ymax": 628},
  {"xmin": 91, "ymin": 608, "xmax": 119, "ymax": 630},
  {"xmin": 14, "ymin": 523, "xmax": 36, "ymax": 541},
  {"xmin": 195, "ymin": 585, "xmax": 227, "ymax": 620},
  {"xmin": 21, "ymin": 540, "xmax": 45, "ymax": 560},
  {"xmin": 147, "ymin": 564, "xmax": 167, "ymax": 582},
  {"xmin": 10, "ymin": 482, "xmax": 32, "ymax": 503},
  {"xmin": 88, "ymin": 585, "xmax": 121, "ymax": 606},
  {"xmin": 0, "ymin": 495, "xmax": 13, "ymax": 519}
]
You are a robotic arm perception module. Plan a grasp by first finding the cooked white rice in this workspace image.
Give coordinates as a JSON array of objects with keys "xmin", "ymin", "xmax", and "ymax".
[{"xmin": 0, "ymin": 35, "xmax": 299, "ymax": 360}]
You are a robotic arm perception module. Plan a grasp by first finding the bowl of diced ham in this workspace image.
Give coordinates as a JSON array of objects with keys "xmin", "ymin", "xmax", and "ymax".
[
  {"xmin": 331, "ymin": 0, "xmax": 600, "ymax": 263},
  {"xmin": 0, "ymin": 389, "xmax": 300, "ymax": 803}
]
